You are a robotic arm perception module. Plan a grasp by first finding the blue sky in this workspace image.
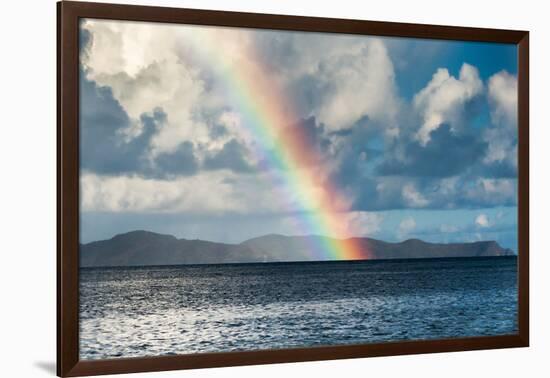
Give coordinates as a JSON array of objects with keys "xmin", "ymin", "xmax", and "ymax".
[
  {"xmin": 387, "ymin": 38, "xmax": 517, "ymax": 99},
  {"xmin": 79, "ymin": 20, "xmax": 518, "ymax": 251}
]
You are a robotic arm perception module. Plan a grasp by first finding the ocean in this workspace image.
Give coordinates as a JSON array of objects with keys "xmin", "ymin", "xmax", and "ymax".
[{"xmin": 79, "ymin": 256, "xmax": 518, "ymax": 360}]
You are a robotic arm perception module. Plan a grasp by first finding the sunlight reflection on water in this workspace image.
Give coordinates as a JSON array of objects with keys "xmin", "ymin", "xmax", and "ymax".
[{"xmin": 80, "ymin": 257, "xmax": 518, "ymax": 359}]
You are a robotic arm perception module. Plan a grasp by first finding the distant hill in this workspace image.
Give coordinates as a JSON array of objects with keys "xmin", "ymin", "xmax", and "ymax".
[{"xmin": 80, "ymin": 230, "xmax": 515, "ymax": 267}]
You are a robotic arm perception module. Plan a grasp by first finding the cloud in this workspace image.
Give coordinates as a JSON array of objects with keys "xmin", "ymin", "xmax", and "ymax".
[
  {"xmin": 153, "ymin": 141, "xmax": 199, "ymax": 177},
  {"xmin": 203, "ymin": 139, "xmax": 254, "ymax": 173},
  {"xmin": 253, "ymin": 33, "xmax": 400, "ymax": 132},
  {"xmin": 81, "ymin": 156, "xmax": 348, "ymax": 215},
  {"xmin": 80, "ymin": 74, "xmax": 200, "ymax": 179},
  {"xmin": 79, "ymin": 73, "xmax": 147, "ymax": 175},
  {"xmin": 81, "ymin": 19, "xmax": 232, "ymax": 157},
  {"xmin": 402, "ymin": 184, "xmax": 429, "ymax": 208},
  {"xmin": 83, "ymin": 20, "xmax": 397, "ymax": 162},
  {"xmin": 313, "ymin": 39, "xmax": 400, "ymax": 131},
  {"xmin": 286, "ymin": 117, "xmax": 335, "ymax": 168},
  {"xmin": 463, "ymin": 178, "xmax": 517, "ymax": 207},
  {"xmin": 340, "ymin": 63, "xmax": 515, "ymax": 212},
  {"xmin": 348, "ymin": 173, "xmax": 517, "ymax": 212},
  {"xmin": 482, "ymin": 128, "xmax": 517, "ymax": 170},
  {"xmin": 488, "ymin": 70, "xmax": 518, "ymax": 128},
  {"xmin": 482, "ymin": 71, "xmax": 518, "ymax": 176},
  {"xmin": 80, "ymin": 171, "xmax": 283, "ymax": 214},
  {"xmin": 413, "ymin": 63, "xmax": 483, "ymax": 145},
  {"xmin": 398, "ymin": 216, "xmax": 417, "ymax": 239},
  {"xmin": 475, "ymin": 213, "xmax": 490, "ymax": 228},
  {"xmin": 215, "ymin": 111, "xmax": 255, "ymax": 149},
  {"xmin": 343, "ymin": 211, "xmax": 384, "ymax": 238},
  {"xmin": 378, "ymin": 124, "xmax": 487, "ymax": 177}
]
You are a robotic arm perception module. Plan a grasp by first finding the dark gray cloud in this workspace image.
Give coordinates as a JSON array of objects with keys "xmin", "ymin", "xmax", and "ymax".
[
  {"xmin": 80, "ymin": 27, "xmax": 92, "ymax": 59},
  {"xmin": 328, "ymin": 116, "xmax": 386, "ymax": 184},
  {"xmin": 80, "ymin": 72, "xmax": 146, "ymax": 175},
  {"xmin": 324, "ymin": 119, "xmax": 404, "ymax": 211},
  {"xmin": 348, "ymin": 174, "xmax": 516, "ymax": 212},
  {"xmin": 203, "ymin": 139, "xmax": 253, "ymax": 173},
  {"xmin": 154, "ymin": 141, "xmax": 199, "ymax": 177},
  {"xmin": 479, "ymin": 160, "xmax": 517, "ymax": 179},
  {"xmin": 350, "ymin": 177, "xmax": 401, "ymax": 211},
  {"xmin": 242, "ymin": 117, "xmax": 335, "ymax": 172},
  {"xmin": 140, "ymin": 111, "xmax": 200, "ymax": 178},
  {"xmin": 80, "ymin": 73, "xmax": 200, "ymax": 178},
  {"xmin": 291, "ymin": 116, "xmax": 332, "ymax": 161},
  {"xmin": 286, "ymin": 74, "xmax": 325, "ymax": 119},
  {"xmin": 323, "ymin": 117, "xmax": 516, "ymax": 212},
  {"xmin": 378, "ymin": 124, "xmax": 487, "ymax": 177}
]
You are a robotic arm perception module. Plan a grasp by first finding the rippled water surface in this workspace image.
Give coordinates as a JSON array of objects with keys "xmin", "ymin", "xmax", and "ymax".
[{"xmin": 80, "ymin": 257, "xmax": 518, "ymax": 359}]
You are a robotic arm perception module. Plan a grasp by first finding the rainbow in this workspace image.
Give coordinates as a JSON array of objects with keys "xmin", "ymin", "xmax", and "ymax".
[{"xmin": 186, "ymin": 27, "xmax": 371, "ymax": 260}]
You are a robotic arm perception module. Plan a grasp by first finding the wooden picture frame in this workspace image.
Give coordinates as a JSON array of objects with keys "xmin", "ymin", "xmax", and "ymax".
[{"xmin": 58, "ymin": 1, "xmax": 529, "ymax": 376}]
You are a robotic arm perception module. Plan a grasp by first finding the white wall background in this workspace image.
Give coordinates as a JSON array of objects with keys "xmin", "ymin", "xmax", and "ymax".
[{"xmin": 1, "ymin": 0, "xmax": 548, "ymax": 376}]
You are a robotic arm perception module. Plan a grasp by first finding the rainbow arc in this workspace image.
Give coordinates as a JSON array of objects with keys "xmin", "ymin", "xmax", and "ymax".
[{"xmin": 185, "ymin": 27, "xmax": 371, "ymax": 260}]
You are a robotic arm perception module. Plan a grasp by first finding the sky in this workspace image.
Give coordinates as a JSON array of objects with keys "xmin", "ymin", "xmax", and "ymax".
[{"xmin": 79, "ymin": 19, "xmax": 518, "ymax": 252}]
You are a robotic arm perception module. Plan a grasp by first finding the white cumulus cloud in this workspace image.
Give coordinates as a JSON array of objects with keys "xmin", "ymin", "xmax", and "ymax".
[
  {"xmin": 483, "ymin": 70, "xmax": 518, "ymax": 167},
  {"xmin": 402, "ymin": 184, "xmax": 429, "ymax": 208},
  {"xmin": 475, "ymin": 213, "xmax": 490, "ymax": 228},
  {"xmin": 414, "ymin": 63, "xmax": 483, "ymax": 145},
  {"xmin": 488, "ymin": 70, "xmax": 518, "ymax": 128},
  {"xmin": 81, "ymin": 20, "xmax": 255, "ymax": 157},
  {"xmin": 314, "ymin": 39, "xmax": 400, "ymax": 131}
]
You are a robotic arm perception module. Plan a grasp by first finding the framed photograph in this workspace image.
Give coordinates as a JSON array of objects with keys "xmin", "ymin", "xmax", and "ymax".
[{"xmin": 57, "ymin": 1, "xmax": 529, "ymax": 376}]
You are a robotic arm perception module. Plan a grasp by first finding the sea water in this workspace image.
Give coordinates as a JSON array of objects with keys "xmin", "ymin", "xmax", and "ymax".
[{"xmin": 79, "ymin": 256, "xmax": 518, "ymax": 359}]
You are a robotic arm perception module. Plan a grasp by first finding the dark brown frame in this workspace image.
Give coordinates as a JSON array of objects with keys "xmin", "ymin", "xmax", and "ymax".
[{"xmin": 57, "ymin": 1, "xmax": 529, "ymax": 376}]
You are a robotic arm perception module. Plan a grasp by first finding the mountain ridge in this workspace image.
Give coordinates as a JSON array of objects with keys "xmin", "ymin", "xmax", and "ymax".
[{"xmin": 80, "ymin": 230, "xmax": 515, "ymax": 267}]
